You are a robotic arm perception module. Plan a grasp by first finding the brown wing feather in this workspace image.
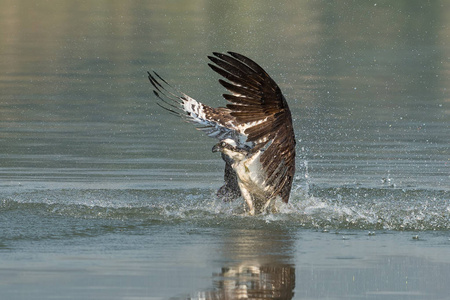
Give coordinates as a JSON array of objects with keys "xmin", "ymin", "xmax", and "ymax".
[{"xmin": 208, "ymin": 52, "xmax": 296, "ymax": 203}]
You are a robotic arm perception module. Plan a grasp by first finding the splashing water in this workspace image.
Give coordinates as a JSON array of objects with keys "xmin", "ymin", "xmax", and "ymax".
[{"xmin": 2, "ymin": 183, "xmax": 449, "ymax": 232}]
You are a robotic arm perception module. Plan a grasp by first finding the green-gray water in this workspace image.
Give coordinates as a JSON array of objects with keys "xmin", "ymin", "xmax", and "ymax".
[{"xmin": 1, "ymin": 1, "xmax": 449, "ymax": 299}]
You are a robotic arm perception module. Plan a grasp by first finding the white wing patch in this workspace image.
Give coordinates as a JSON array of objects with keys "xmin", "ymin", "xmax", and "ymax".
[
  {"xmin": 236, "ymin": 117, "xmax": 268, "ymax": 132},
  {"xmin": 148, "ymin": 71, "xmax": 248, "ymax": 145},
  {"xmin": 236, "ymin": 117, "xmax": 270, "ymax": 146},
  {"xmin": 180, "ymin": 97, "xmax": 241, "ymax": 142},
  {"xmin": 148, "ymin": 71, "xmax": 273, "ymax": 152},
  {"xmin": 181, "ymin": 96, "xmax": 206, "ymax": 123}
]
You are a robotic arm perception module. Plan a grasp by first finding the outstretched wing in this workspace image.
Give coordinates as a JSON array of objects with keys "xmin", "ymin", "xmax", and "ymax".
[
  {"xmin": 148, "ymin": 71, "xmax": 241, "ymax": 142},
  {"xmin": 148, "ymin": 71, "xmax": 243, "ymax": 202},
  {"xmin": 208, "ymin": 52, "xmax": 296, "ymax": 203}
]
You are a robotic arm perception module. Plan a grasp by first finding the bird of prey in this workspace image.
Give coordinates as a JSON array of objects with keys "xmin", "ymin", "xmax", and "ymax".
[{"xmin": 148, "ymin": 52, "xmax": 295, "ymax": 215}]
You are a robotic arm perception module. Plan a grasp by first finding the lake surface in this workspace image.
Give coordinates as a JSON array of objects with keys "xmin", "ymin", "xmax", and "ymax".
[{"xmin": 1, "ymin": 1, "xmax": 449, "ymax": 299}]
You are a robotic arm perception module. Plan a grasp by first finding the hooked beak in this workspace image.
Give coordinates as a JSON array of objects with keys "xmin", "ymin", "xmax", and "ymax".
[{"xmin": 212, "ymin": 143, "xmax": 222, "ymax": 153}]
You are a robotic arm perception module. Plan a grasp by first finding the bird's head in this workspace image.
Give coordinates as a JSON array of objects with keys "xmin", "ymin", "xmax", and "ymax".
[
  {"xmin": 212, "ymin": 139, "xmax": 248, "ymax": 161},
  {"xmin": 212, "ymin": 139, "xmax": 237, "ymax": 153}
]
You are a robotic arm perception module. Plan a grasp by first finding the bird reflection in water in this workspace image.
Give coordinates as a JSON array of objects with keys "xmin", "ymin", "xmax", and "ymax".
[
  {"xmin": 187, "ymin": 229, "xmax": 295, "ymax": 300},
  {"xmin": 200, "ymin": 263, "xmax": 295, "ymax": 299}
]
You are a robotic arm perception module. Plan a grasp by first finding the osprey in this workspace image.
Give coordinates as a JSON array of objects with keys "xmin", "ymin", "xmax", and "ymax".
[{"xmin": 148, "ymin": 52, "xmax": 295, "ymax": 215}]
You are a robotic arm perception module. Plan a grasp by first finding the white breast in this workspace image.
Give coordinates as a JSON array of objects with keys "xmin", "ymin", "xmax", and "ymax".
[{"xmin": 233, "ymin": 151, "xmax": 269, "ymax": 195}]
